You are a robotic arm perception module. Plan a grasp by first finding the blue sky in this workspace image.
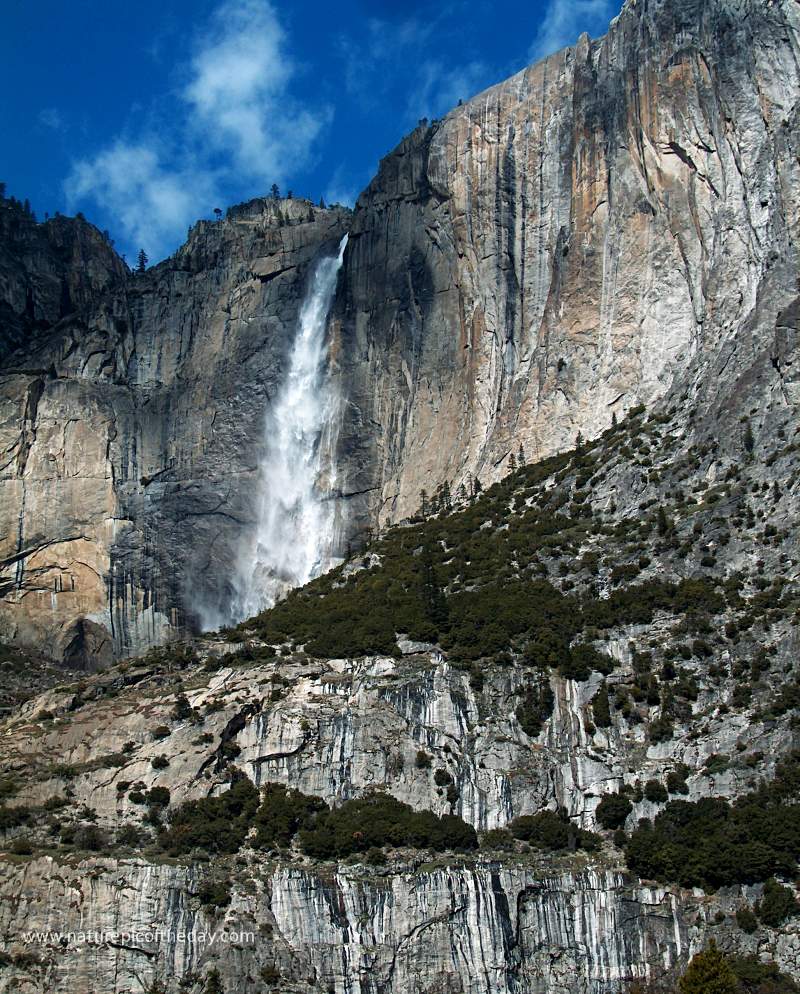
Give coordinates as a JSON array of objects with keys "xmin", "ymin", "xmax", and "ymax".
[{"xmin": 1, "ymin": 0, "xmax": 618, "ymax": 263}]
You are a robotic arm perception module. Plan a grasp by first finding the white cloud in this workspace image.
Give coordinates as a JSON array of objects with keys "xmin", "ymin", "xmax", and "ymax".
[
  {"xmin": 184, "ymin": 0, "xmax": 327, "ymax": 181},
  {"xmin": 65, "ymin": 142, "xmax": 215, "ymax": 262},
  {"xmin": 529, "ymin": 0, "xmax": 615, "ymax": 64},
  {"xmin": 64, "ymin": 0, "xmax": 329, "ymax": 262}
]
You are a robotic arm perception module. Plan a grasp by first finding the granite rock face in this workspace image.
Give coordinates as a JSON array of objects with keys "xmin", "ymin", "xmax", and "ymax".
[
  {"xmin": 332, "ymin": 0, "xmax": 800, "ymax": 526},
  {"xmin": 0, "ymin": 626, "xmax": 798, "ymax": 993},
  {"xmin": 2, "ymin": 0, "xmax": 799, "ymax": 657},
  {"xmin": 0, "ymin": 199, "xmax": 349, "ymax": 661}
]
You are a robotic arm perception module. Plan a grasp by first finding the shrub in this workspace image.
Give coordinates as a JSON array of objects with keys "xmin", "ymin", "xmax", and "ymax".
[
  {"xmin": 152, "ymin": 725, "xmax": 170, "ymax": 741},
  {"xmin": 596, "ymin": 794, "xmax": 632, "ymax": 830},
  {"xmin": 481, "ymin": 828, "xmax": 515, "ymax": 851},
  {"xmin": 415, "ymin": 751, "xmax": 432, "ymax": 770},
  {"xmin": 516, "ymin": 678, "xmax": 555, "ymax": 737},
  {"xmin": 644, "ymin": 780, "xmax": 668, "ymax": 804},
  {"xmin": 10, "ymin": 836, "xmax": 33, "ymax": 855},
  {"xmin": 72, "ymin": 823, "xmax": 108, "ymax": 852},
  {"xmin": 756, "ymin": 878, "xmax": 799, "ymax": 928},
  {"xmin": 666, "ymin": 770, "xmax": 689, "ymax": 795},
  {"xmin": 198, "ymin": 879, "xmax": 230, "ymax": 909},
  {"xmin": 116, "ymin": 823, "xmax": 145, "ymax": 847},
  {"xmin": 151, "ymin": 755, "xmax": 169, "ymax": 770},
  {"xmin": 299, "ymin": 793, "xmax": 477, "ymax": 859},
  {"xmin": 649, "ymin": 716, "xmax": 674, "ymax": 743},
  {"xmin": 509, "ymin": 810, "xmax": 599, "ymax": 852},
  {"xmin": 679, "ymin": 941, "xmax": 738, "ymax": 994},
  {"xmin": 252, "ymin": 783, "xmax": 326, "ymax": 850},
  {"xmin": 0, "ymin": 806, "xmax": 31, "ymax": 831},
  {"xmin": 729, "ymin": 954, "xmax": 799, "ymax": 992},
  {"xmin": 145, "ymin": 787, "xmax": 171, "ymax": 808},
  {"xmin": 735, "ymin": 904, "xmax": 758, "ymax": 934},
  {"xmin": 625, "ymin": 775, "xmax": 800, "ymax": 891},
  {"xmin": 171, "ymin": 695, "xmax": 194, "ymax": 722},
  {"xmin": 561, "ymin": 643, "xmax": 614, "ymax": 682},
  {"xmin": 591, "ymin": 683, "xmax": 612, "ymax": 728},
  {"xmin": 160, "ymin": 775, "xmax": 260, "ymax": 855}
]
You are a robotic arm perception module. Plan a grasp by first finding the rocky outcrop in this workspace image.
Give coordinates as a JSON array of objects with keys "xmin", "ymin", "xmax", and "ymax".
[
  {"xmin": 0, "ymin": 199, "xmax": 350, "ymax": 660},
  {"xmin": 0, "ymin": 629, "xmax": 799, "ymax": 993},
  {"xmin": 332, "ymin": 0, "xmax": 800, "ymax": 526},
  {"xmin": 1, "ymin": 854, "xmax": 768, "ymax": 994}
]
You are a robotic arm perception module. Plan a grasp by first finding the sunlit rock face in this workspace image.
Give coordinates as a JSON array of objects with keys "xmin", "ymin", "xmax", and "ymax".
[
  {"xmin": 332, "ymin": 0, "xmax": 800, "ymax": 528},
  {"xmin": 0, "ymin": 855, "xmax": 703, "ymax": 994},
  {"xmin": 0, "ymin": 200, "xmax": 350, "ymax": 661},
  {"xmin": 1, "ymin": 0, "xmax": 799, "ymax": 662}
]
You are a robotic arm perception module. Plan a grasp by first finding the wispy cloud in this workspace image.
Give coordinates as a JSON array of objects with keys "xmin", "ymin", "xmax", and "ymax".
[
  {"xmin": 66, "ymin": 142, "xmax": 215, "ymax": 264},
  {"xmin": 529, "ymin": 0, "xmax": 615, "ymax": 64},
  {"xmin": 323, "ymin": 164, "xmax": 364, "ymax": 209},
  {"xmin": 64, "ymin": 0, "xmax": 329, "ymax": 262},
  {"xmin": 407, "ymin": 59, "xmax": 490, "ymax": 121},
  {"xmin": 38, "ymin": 108, "xmax": 66, "ymax": 132},
  {"xmin": 339, "ymin": 15, "xmax": 491, "ymax": 122}
]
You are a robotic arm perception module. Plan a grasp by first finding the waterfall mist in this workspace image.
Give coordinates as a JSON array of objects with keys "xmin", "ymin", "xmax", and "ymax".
[{"xmin": 230, "ymin": 235, "xmax": 348, "ymax": 623}]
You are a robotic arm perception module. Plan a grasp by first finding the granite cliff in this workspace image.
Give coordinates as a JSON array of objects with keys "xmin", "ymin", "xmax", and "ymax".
[
  {"xmin": 1, "ymin": 0, "xmax": 800, "ymax": 991},
  {"xmin": 0, "ymin": 199, "xmax": 350, "ymax": 661},
  {"xmin": 1, "ymin": 0, "xmax": 798, "ymax": 660},
  {"xmin": 332, "ymin": 0, "xmax": 800, "ymax": 527}
]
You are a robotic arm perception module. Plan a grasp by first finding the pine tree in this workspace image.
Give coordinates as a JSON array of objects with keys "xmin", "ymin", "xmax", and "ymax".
[
  {"xmin": 656, "ymin": 505, "xmax": 671, "ymax": 537},
  {"xmin": 440, "ymin": 480, "xmax": 452, "ymax": 513},
  {"xmin": 678, "ymin": 941, "xmax": 738, "ymax": 994},
  {"xmin": 213, "ymin": 207, "xmax": 222, "ymax": 221},
  {"xmin": 474, "ymin": 478, "xmax": 483, "ymax": 496},
  {"xmin": 419, "ymin": 489, "xmax": 429, "ymax": 518},
  {"xmin": 509, "ymin": 452, "xmax": 517, "ymax": 474},
  {"xmin": 575, "ymin": 431, "xmax": 584, "ymax": 452},
  {"xmin": 136, "ymin": 249, "xmax": 148, "ymax": 273},
  {"xmin": 271, "ymin": 183, "xmax": 280, "ymax": 200},
  {"xmin": 319, "ymin": 196, "xmax": 326, "ymax": 209},
  {"xmin": 611, "ymin": 411, "xmax": 618, "ymax": 429},
  {"xmin": 518, "ymin": 444, "xmax": 526, "ymax": 466}
]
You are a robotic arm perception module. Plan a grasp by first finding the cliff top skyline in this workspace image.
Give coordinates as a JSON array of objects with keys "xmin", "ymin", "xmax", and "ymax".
[{"xmin": 0, "ymin": 0, "xmax": 618, "ymax": 263}]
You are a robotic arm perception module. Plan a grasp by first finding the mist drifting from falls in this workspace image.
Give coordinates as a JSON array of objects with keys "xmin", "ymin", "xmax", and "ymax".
[{"xmin": 231, "ymin": 235, "xmax": 348, "ymax": 622}]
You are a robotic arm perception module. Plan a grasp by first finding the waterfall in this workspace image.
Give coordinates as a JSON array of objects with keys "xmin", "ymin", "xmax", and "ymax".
[{"xmin": 231, "ymin": 235, "xmax": 348, "ymax": 622}]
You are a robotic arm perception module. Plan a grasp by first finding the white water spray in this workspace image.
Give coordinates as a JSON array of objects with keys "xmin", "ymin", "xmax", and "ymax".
[{"xmin": 232, "ymin": 235, "xmax": 347, "ymax": 621}]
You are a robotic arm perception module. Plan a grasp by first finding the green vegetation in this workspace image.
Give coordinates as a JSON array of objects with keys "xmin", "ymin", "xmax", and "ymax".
[
  {"xmin": 509, "ymin": 809, "xmax": 599, "ymax": 852},
  {"xmin": 677, "ymin": 942, "xmax": 799, "ymax": 994},
  {"xmin": 238, "ymin": 423, "xmax": 734, "ymax": 672},
  {"xmin": 160, "ymin": 777, "xmax": 477, "ymax": 859},
  {"xmin": 756, "ymin": 878, "xmax": 799, "ymax": 928},
  {"xmin": 159, "ymin": 775, "xmax": 260, "ymax": 855},
  {"xmin": 298, "ymin": 793, "xmax": 477, "ymax": 858},
  {"xmin": 252, "ymin": 783, "xmax": 326, "ymax": 849},
  {"xmin": 679, "ymin": 940, "xmax": 739, "ymax": 994},
  {"xmin": 625, "ymin": 754, "xmax": 800, "ymax": 891},
  {"xmin": 596, "ymin": 794, "xmax": 633, "ymax": 830},
  {"xmin": 516, "ymin": 677, "xmax": 555, "ymax": 737}
]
